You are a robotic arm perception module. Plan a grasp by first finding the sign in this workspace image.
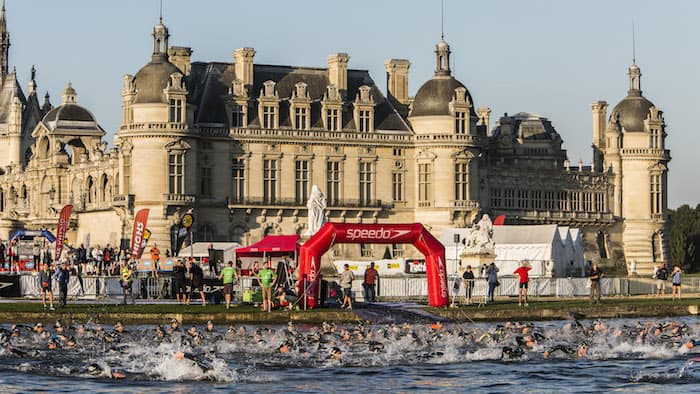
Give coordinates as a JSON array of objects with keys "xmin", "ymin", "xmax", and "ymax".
[
  {"xmin": 0, "ymin": 274, "xmax": 21, "ymax": 297},
  {"xmin": 54, "ymin": 204, "xmax": 73, "ymax": 260},
  {"xmin": 130, "ymin": 209, "xmax": 150, "ymax": 260},
  {"xmin": 405, "ymin": 258, "xmax": 427, "ymax": 274}
]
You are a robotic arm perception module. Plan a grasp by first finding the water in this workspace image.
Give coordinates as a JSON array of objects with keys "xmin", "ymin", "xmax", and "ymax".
[{"xmin": 0, "ymin": 316, "xmax": 698, "ymax": 393}]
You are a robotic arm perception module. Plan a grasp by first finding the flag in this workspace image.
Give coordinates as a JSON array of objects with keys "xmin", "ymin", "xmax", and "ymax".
[
  {"xmin": 54, "ymin": 204, "xmax": 73, "ymax": 260},
  {"xmin": 130, "ymin": 209, "xmax": 150, "ymax": 260},
  {"xmin": 138, "ymin": 228, "xmax": 152, "ymax": 258},
  {"xmin": 172, "ymin": 213, "xmax": 194, "ymax": 257}
]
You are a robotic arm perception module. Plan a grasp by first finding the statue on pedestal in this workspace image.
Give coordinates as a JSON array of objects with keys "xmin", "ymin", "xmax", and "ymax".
[{"xmin": 305, "ymin": 185, "xmax": 326, "ymax": 236}]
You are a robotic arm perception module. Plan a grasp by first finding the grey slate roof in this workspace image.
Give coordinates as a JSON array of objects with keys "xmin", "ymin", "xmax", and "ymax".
[
  {"xmin": 187, "ymin": 61, "xmax": 411, "ymax": 132},
  {"xmin": 133, "ymin": 54, "xmax": 182, "ymax": 104},
  {"xmin": 0, "ymin": 72, "xmax": 26, "ymax": 123},
  {"xmin": 610, "ymin": 90, "xmax": 654, "ymax": 132},
  {"xmin": 410, "ymin": 75, "xmax": 474, "ymax": 117}
]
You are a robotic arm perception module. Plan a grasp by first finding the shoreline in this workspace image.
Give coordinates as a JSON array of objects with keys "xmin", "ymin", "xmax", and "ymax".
[{"xmin": 0, "ymin": 298, "xmax": 696, "ymax": 325}]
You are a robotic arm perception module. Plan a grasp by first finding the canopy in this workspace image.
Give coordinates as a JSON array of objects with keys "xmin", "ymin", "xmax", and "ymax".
[
  {"xmin": 236, "ymin": 235, "xmax": 299, "ymax": 258},
  {"xmin": 177, "ymin": 242, "xmax": 241, "ymax": 259},
  {"xmin": 10, "ymin": 229, "xmax": 56, "ymax": 243}
]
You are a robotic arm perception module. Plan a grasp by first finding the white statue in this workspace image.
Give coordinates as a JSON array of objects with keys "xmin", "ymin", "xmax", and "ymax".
[
  {"xmin": 463, "ymin": 214, "xmax": 495, "ymax": 254},
  {"xmin": 305, "ymin": 185, "xmax": 326, "ymax": 236}
]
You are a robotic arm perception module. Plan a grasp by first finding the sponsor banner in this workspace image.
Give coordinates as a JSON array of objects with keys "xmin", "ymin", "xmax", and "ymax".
[
  {"xmin": 130, "ymin": 209, "xmax": 150, "ymax": 260},
  {"xmin": 54, "ymin": 204, "xmax": 73, "ymax": 260},
  {"xmin": 0, "ymin": 274, "xmax": 21, "ymax": 297},
  {"xmin": 333, "ymin": 224, "xmax": 418, "ymax": 244}
]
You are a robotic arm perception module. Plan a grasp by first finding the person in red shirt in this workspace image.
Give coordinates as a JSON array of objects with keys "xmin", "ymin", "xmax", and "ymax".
[{"xmin": 513, "ymin": 260, "xmax": 532, "ymax": 307}]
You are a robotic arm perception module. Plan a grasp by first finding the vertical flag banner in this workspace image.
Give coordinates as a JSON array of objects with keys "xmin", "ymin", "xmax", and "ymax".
[
  {"xmin": 130, "ymin": 209, "xmax": 150, "ymax": 260},
  {"xmin": 54, "ymin": 204, "xmax": 73, "ymax": 261}
]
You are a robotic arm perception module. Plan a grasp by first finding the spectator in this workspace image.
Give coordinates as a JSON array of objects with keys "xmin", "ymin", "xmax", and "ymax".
[
  {"xmin": 219, "ymin": 261, "xmax": 237, "ymax": 309},
  {"xmin": 187, "ymin": 259, "xmax": 206, "ymax": 306},
  {"xmin": 275, "ymin": 285, "xmax": 298, "ymax": 310},
  {"xmin": 655, "ymin": 264, "xmax": 668, "ymax": 299},
  {"xmin": 363, "ymin": 262, "xmax": 379, "ymax": 302},
  {"xmin": 257, "ymin": 261, "xmax": 276, "ymax": 312},
  {"xmin": 119, "ymin": 260, "xmax": 134, "ymax": 305},
  {"xmin": 150, "ymin": 243, "xmax": 160, "ymax": 278},
  {"xmin": 172, "ymin": 259, "xmax": 187, "ymax": 304},
  {"xmin": 92, "ymin": 245, "xmax": 103, "ymax": 275},
  {"xmin": 77, "ymin": 244, "xmax": 87, "ymax": 276},
  {"xmin": 39, "ymin": 262, "xmax": 55, "ymax": 310},
  {"xmin": 462, "ymin": 265, "xmax": 475, "ymax": 305},
  {"xmin": 339, "ymin": 263, "xmax": 354, "ymax": 310},
  {"xmin": 588, "ymin": 263, "xmax": 603, "ymax": 304},
  {"xmin": 103, "ymin": 244, "xmax": 113, "ymax": 275},
  {"xmin": 54, "ymin": 262, "xmax": 70, "ymax": 308},
  {"xmin": 671, "ymin": 265, "xmax": 682, "ymax": 300},
  {"xmin": 486, "ymin": 262, "xmax": 499, "ymax": 302},
  {"xmin": 513, "ymin": 260, "xmax": 532, "ymax": 307},
  {"xmin": 32, "ymin": 242, "xmax": 41, "ymax": 271}
]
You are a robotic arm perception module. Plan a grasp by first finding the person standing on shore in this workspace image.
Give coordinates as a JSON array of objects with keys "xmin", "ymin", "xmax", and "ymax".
[
  {"xmin": 513, "ymin": 260, "xmax": 532, "ymax": 307},
  {"xmin": 655, "ymin": 264, "xmax": 668, "ymax": 299},
  {"xmin": 120, "ymin": 260, "xmax": 134, "ymax": 305},
  {"xmin": 462, "ymin": 265, "xmax": 475, "ymax": 305},
  {"xmin": 257, "ymin": 261, "xmax": 276, "ymax": 312},
  {"xmin": 339, "ymin": 263, "xmax": 354, "ymax": 310},
  {"xmin": 187, "ymin": 259, "xmax": 206, "ymax": 306},
  {"xmin": 219, "ymin": 261, "xmax": 237, "ymax": 309},
  {"xmin": 588, "ymin": 263, "xmax": 603, "ymax": 304},
  {"xmin": 172, "ymin": 259, "xmax": 187, "ymax": 304},
  {"xmin": 363, "ymin": 262, "xmax": 379, "ymax": 302},
  {"xmin": 486, "ymin": 263, "xmax": 499, "ymax": 302},
  {"xmin": 39, "ymin": 262, "xmax": 55, "ymax": 310},
  {"xmin": 671, "ymin": 265, "xmax": 682, "ymax": 300},
  {"xmin": 54, "ymin": 262, "xmax": 70, "ymax": 308}
]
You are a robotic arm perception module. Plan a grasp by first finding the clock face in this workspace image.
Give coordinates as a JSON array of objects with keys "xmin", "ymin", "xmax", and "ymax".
[{"xmin": 181, "ymin": 213, "xmax": 194, "ymax": 228}]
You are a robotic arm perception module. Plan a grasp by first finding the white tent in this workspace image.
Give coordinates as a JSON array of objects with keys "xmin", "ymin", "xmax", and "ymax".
[
  {"xmin": 493, "ymin": 224, "xmax": 565, "ymax": 278},
  {"xmin": 569, "ymin": 228, "xmax": 586, "ymax": 275},
  {"xmin": 177, "ymin": 242, "xmax": 240, "ymax": 264},
  {"xmin": 557, "ymin": 226, "xmax": 575, "ymax": 277},
  {"xmin": 440, "ymin": 228, "xmax": 472, "ymax": 274}
]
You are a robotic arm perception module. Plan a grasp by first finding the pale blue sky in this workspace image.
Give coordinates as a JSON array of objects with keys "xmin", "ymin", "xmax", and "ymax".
[{"xmin": 6, "ymin": 0, "xmax": 699, "ymax": 207}]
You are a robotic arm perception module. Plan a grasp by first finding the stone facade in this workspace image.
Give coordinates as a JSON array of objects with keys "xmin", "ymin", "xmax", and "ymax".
[{"xmin": 0, "ymin": 13, "xmax": 670, "ymax": 273}]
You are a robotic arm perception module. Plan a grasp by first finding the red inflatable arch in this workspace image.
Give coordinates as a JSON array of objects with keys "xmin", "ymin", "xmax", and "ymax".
[{"xmin": 298, "ymin": 222, "xmax": 449, "ymax": 308}]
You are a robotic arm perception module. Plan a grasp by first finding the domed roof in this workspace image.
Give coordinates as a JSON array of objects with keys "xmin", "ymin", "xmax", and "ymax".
[
  {"xmin": 42, "ymin": 103, "xmax": 95, "ymax": 123},
  {"xmin": 410, "ymin": 76, "xmax": 474, "ymax": 117},
  {"xmin": 611, "ymin": 91, "xmax": 654, "ymax": 132},
  {"xmin": 133, "ymin": 54, "xmax": 182, "ymax": 104}
]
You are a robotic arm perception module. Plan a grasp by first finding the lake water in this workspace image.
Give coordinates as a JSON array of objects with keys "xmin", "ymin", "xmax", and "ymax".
[{"xmin": 0, "ymin": 316, "xmax": 698, "ymax": 393}]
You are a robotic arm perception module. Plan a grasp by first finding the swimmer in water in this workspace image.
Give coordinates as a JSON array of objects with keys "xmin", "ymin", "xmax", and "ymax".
[
  {"xmin": 84, "ymin": 363, "xmax": 126, "ymax": 379},
  {"xmin": 328, "ymin": 346, "xmax": 342, "ymax": 360},
  {"xmin": 500, "ymin": 346, "xmax": 524, "ymax": 360}
]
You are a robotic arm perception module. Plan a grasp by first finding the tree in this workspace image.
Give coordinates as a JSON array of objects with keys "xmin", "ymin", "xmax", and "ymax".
[{"xmin": 669, "ymin": 204, "xmax": 700, "ymax": 272}]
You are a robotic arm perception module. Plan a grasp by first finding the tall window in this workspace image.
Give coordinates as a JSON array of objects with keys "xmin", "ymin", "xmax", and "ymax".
[
  {"xmin": 418, "ymin": 163, "xmax": 431, "ymax": 203},
  {"xmin": 595, "ymin": 192, "xmax": 605, "ymax": 212},
  {"xmin": 263, "ymin": 159, "xmax": 277, "ymax": 203},
  {"xmin": 517, "ymin": 190, "xmax": 529, "ymax": 209},
  {"xmin": 295, "ymin": 107, "xmax": 308, "ymax": 130},
  {"xmin": 570, "ymin": 191, "xmax": 580, "ymax": 211},
  {"xmin": 168, "ymin": 153, "xmax": 184, "ymax": 194},
  {"xmin": 650, "ymin": 128, "xmax": 660, "ymax": 149},
  {"xmin": 558, "ymin": 191, "xmax": 568, "ymax": 210},
  {"xmin": 231, "ymin": 158, "xmax": 245, "ymax": 203},
  {"xmin": 200, "ymin": 167, "xmax": 212, "ymax": 197},
  {"xmin": 651, "ymin": 174, "xmax": 662, "ymax": 215},
  {"xmin": 169, "ymin": 98, "xmax": 183, "ymax": 123},
  {"xmin": 358, "ymin": 110, "xmax": 371, "ymax": 132},
  {"xmin": 544, "ymin": 191, "xmax": 556, "ymax": 210},
  {"xmin": 359, "ymin": 162, "xmax": 373, "ymax": 205},
  {"xmin": 231, "ymin": 104, "xmax": 245, "ymax": 127},
  {"xmin": 491, "ymin": 188, "xmax": 502, "ymax": 208},
  {"xmin": 531, "ymin": 190, "xmax": 542, "ymax": 209},
  {"xmin": 327, "ymin": 161, "xmax": 341, "ymax": 205},
  {"xmin": 454, "ymin": 162, "xmax": 468, "ymax": 201},
  {"xmin": 392, "ymin": 171, "xmax": 404, "ymax": 202},
  {"xmin": 123, "ymin": 154, "xmax": 131, "ymax": 194},
  {"xmin": 295, "ymin": 160, "xmax": 309, "ymax": 204},
  {"xmin": 262, "ymin": 105, "xmax": 276, "ymax": 129},
  {"xmin": 326, "ymin": 108, "xmax": 340, "ymax": 131},
  {"xmin": 583, "ymin": 192, "xmax": 593, "ymax": 211},
  {"xmin": 455, "ymin": 111, "xmax": 467, "ymax": 134},
  {"xmin": 504, "ymin": 188, "xmax": 515, "ymax": 208}
]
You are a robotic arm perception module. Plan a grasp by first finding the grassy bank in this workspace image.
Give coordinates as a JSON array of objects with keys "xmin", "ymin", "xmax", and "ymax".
[{"xmin": 0, "ymin": 297, "xmax": 696, "ymax": 325}]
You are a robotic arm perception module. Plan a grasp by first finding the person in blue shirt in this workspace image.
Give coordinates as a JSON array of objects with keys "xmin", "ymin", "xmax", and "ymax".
[{"xmin": 671, "ymin": 265, "xmax": 682, "ymax": 300}]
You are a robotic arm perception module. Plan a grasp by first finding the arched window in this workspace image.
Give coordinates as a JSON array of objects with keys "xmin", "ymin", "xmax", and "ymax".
[
  {"xmin": 100, "ymin": 174, "xmax": 110, "ymax": 203},
  {"xmin": 86, "ymin": 176, "xmax": 94, "ymax": 204}
]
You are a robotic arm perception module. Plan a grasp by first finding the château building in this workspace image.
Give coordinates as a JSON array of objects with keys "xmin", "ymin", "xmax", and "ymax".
[{"xmin": 0, "ymin": 9, "xmax": 670, "ymax": 274}]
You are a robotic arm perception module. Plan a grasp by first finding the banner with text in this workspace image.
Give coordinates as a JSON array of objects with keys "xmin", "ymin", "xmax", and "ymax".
[
  {"xmin": 54, "ymin": 204, "xmax": 73, "ymax": 261},
  {"xmin": 130, "ymin": 209, "xmax": 150, "ymax": 260}
]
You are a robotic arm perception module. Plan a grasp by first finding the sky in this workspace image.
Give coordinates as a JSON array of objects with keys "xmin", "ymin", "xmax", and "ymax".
[{"xmin": 5, "ymin": 0, "xmax": 699, "ymax": 208}]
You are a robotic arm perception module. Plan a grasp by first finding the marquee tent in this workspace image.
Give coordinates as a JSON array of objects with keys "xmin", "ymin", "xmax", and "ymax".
[
  {"xmin": 492, "ymin": 224, "xmax": 565, "ymax": 278},
  {"xmin": 235, "ymin": 235, "xmax": 299, "ymax": 258}
]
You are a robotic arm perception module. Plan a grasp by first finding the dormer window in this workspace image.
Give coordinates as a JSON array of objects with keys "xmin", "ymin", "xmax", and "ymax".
[
  {"xmin": 169, "ymin": 98, "xmax": 183, "ymax": 123},
  {"xmin": 354, "ymin": 85, "xmax": 375, "ymax": 133},
  {"xmin": 358, "ymin": 109, "xmax": 371, "ymax": 132},
  {"xmin": 231, "ymin": 104, "xmax": 245, "ymax": 127},
  {"xmin": 290, "ymin": 82, "xmax": 311, "ymax": 130},
  {"xmin": 295, "ymin": 107, "xmax": 308, "ymax": 130},
  {"xmin": 455, "ymin": 111, "xmax": 467, "ymax": 134},
  {"xmin": 262, "ymin": 105, "xmax": 276, "ymax": 129},
  {"xmin": 326, "ymin": 108, "xmax": 340, "ymax": 131},
  {"xmin": 322, "ymin": 84, "xmax": 343, "ymax": 132}
]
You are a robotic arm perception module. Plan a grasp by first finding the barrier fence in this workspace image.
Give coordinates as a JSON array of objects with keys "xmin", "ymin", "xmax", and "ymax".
[{"xmin": 7, "ymin": 273, "xmax": 700, "ymax": 302}]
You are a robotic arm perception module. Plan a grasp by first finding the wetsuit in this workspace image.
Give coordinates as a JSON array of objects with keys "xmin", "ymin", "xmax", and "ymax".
[{"xmin": 173, "ymin": 264, "xmax": 187, "ymax": 295}]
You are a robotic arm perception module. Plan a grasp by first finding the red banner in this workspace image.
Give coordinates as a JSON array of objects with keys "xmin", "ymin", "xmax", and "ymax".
[
  {"xmin": 54, "ymin": 204, "xmax": 73, "ymax": 261},
  {"xmin": 130, "ymin": 209, "xmax": 150, "ymax": 260}
]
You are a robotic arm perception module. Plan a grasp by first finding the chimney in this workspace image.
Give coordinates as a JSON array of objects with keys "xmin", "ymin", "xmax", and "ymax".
[
  {"xmin": 327, "ymin": 53, "xmax": 350, "ymax": 91},
  {"xmin": 234, "ymin": 47, "xmax": 256, "ymax": 87},
  {"xmin": 591, "ymin": 100, "xmax": 608, "ymax": 171},
  {"xmin": 168, "ymin": 46, "xmax": 193, "ymax": 76},
  {"xmin": 384, "ymin": 59, "xmax": 410, "ymax": 106}
]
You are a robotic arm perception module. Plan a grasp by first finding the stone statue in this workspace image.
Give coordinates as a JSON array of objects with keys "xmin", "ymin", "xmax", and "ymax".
[
  {"xmin": 305, "ymin": 185, "xmax": 326, "ymax": 236},
  {"xmin": 463, "ymin": 214, "xmax": 495, "ymax": 254}
]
